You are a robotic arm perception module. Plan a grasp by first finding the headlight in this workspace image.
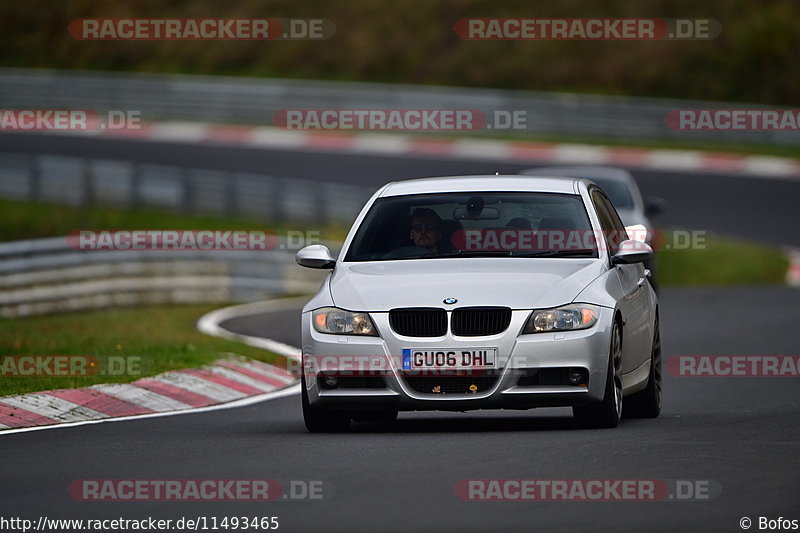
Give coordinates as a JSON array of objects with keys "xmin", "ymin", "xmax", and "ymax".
[
  {"xmin": 312, "ymin": 307, "xmax": 378, "ymax": 336},
  {"xmin": 522, "ymin": 304, "xmax": 600, "ymax": 334}
]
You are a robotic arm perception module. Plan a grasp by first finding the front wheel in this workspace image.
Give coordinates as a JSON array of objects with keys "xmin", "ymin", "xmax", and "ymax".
[
  {"xmin": 623, "ymin": 315, "xmax": 662, "ymax": 418},
  {"xmin": 302, "ymin": 384, "xmax": 351, "ymax": 433},
  {"xmin": 573, "ymin": 321, "xmax": 623, "ymax": 428}
]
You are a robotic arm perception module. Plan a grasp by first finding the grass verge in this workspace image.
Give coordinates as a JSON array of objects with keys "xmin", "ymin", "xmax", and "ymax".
[
  {"xmin": 0, "ymin": 303, "xmax": 288, "ymax": 397},
  {"xmin": 0, "ymin": 199, "xmax": 791, "ymax": 287},
  {"xmin": 656, "ymin": 233, "xmax": 789, "ymax": 286},
  {"xmin": 0, "ymin": 198, "xmax": 349, "ymax": 243},
  {"xmin": 431, "ymin": 130, "xmax": 800, "ymax": 160}
]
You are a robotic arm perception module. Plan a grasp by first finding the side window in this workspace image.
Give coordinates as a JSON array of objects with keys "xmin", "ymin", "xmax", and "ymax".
[{"xmin": 591, "ymin": 189, "xmax": 626, "ymax": 255}]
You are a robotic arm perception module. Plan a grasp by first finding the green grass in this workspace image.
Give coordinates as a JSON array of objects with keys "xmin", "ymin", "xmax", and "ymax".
[
  {"xmin": 656, "ymin": 233, "xmax": 789, "ymax": 286},
  {"xmin": 0, "ymin": 198, "xmax": 349, "ymax": 243},
  {"xmin": 424, "ymin": 130, "xmax": 800, "ymax": 160},
  {"xmin": 0, "ymin": 303, "xmax": 290, "ymax": 397},
  {"xmin": 0, "ymin": 198, "xmax": 791, "ymax": 288}
]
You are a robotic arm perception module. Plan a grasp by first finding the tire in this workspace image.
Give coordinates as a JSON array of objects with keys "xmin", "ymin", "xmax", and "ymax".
[
  {"xmin": 623, "ymin": 314, "xmax": 662, "ymax": 419},
  {"xmin": 302, "ymin": 383, "xmax": 351, "ymax": 433},
  {"xmin": 573, "ymin": 321, "xmax": 623, "ymax": 428}
]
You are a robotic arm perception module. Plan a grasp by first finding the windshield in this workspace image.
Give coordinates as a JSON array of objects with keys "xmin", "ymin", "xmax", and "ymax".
[{"xmin": 344, "ymin": 192, "xmax": 599, "ymax": 261}]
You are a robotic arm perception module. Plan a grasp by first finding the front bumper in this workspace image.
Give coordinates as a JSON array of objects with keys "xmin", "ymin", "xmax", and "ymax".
[{"xmin": 301, "ymin": 307, "xmax": 614, "ymax": 412}]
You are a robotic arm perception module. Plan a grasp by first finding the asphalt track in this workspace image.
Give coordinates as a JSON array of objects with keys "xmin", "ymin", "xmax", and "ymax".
[{"xmin": 1, "ymin": 133, "xmax": 799, "ymax": 532}]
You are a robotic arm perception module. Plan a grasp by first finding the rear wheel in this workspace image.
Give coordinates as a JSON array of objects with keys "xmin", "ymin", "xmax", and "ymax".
[
  {"xmin": 573, "ymin": 321, "xmax": 623, "ymax": 428},
  {"xmin": 302, "ymin": 384, "xmax": 351, "ymax": 433},
  {"xmin": 623, "ymin": 315, "xmax": 662, "ymax": 418}
]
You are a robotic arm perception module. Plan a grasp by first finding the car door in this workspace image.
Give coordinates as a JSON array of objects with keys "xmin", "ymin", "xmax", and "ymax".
[{"xmin": 590, "ymin": 189, "xmax": 650, "ymax": 374}]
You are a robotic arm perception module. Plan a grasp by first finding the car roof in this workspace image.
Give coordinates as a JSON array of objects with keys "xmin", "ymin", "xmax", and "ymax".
[
  {"xmin": 521, "ymin": 166, "xmax": 634, "ymax": 183},
  {"xmin": 379, "ymin": 175, "xmax": 583, "ymax": 197}
]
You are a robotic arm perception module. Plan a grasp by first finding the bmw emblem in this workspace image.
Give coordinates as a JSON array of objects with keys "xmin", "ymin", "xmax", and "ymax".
[{"xmin": 443, "ymin": 297, "xmax": 458, "ymax": 305}]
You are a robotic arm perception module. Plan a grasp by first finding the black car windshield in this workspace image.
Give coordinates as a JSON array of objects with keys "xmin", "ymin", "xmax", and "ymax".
[{"xmin": 344, "ymin": 192, "xmax": 599, "ymax": 261}]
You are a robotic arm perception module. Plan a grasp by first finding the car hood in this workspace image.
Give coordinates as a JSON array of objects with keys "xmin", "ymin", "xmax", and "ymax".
[{"xmin": 329, "ymin": 259, "xmax": 606, "ymax": 311}]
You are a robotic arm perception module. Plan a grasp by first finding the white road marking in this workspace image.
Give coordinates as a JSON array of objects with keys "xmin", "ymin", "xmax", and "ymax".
[
  {"xmin": 647, "ymin": 150, "xmax": 703, "ymax": 170},
  {"xmin": 219, "ymin": 356, "xmax": 296, "ymax": 385},
  {"xmin": 0, "ymin": 394, "xmax": 107, "ymax": 422},
  {"xmin": 149, "ymin": 121, "xmax": 211, "ymax": 142},
  {"xmin": 0, "ymin": 297, "xmax": 305, "ymax": 437},
  {"xmin": 91, "ymin": 383, "xmax": 193, "ymax": 412},
  {"xmin": 153, "ymin": 372, "xmax": 247, "ymax": 402},
  {"xmin": 205, "ymin": 365, "xmax": 278, "ymax": 392},
  {"xmin": 195, "ymin": 297, "xmax": 305, "ymax": 359},
  {"xmin": 0, "ymin": 384, "xmax": 300, "ymax": 436},
  {"xmin": 352, "ymin": 134, "xmax": 410, "ymax": 154},
  {"xmin": 553, "ymin": 144, "xmax": 610, "ymax": 164},
  {"xmin": 451, "ymin": 139, "xmax": 510, "ymax": 160}
]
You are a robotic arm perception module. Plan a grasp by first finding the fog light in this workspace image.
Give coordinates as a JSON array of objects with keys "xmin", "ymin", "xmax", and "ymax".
[
  {"xmin": 321, "ymin": 375, "xmax": 339, "ymax": 389},
  {"xmin": 568, "ymin": 369, "xmax": 585, "ymax": 386}
]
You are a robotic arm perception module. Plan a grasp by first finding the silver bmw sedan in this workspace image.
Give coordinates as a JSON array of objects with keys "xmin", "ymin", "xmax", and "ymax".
[{"xmin": 296, "ymin": 175, "xmax": 661, "ymax": 431}]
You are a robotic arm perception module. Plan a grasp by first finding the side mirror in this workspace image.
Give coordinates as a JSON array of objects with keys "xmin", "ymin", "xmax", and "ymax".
[
  {"xmin": 295, "ymin": 244, "xmax": 335, "ymax": 269},
  {"xmin": 645, "ymin": 197, "xmax": 665, "ymax": 217},
  {"xmin": 611, "ymin": 240, "xmax": 653, "ymax": 265}
]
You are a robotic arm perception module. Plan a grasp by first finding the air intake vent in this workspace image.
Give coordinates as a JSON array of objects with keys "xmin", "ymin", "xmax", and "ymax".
[
  {"xmin": 451, "ymin": 307, "xmax": 511, "ymax": 336},
  {"xmin": 389, "ymin": 308, "xmax": 447, "ymax": 337},
  {"xmin": 402, "ymin": 372, "xmax": 501, "ymax": 394}
]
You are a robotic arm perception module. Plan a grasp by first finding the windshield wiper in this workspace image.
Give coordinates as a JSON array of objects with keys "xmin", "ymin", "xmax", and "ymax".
[
  {"xmin": 451, "ymin": 250, "xmax": 512, "ymax": 257},
  {"xmin": 514, "ymin": 249, "xmax": 597, "ymax": 258},
  {"xmin": 388, "ymin": 250, "xmax": 514, "ymax": 260},
  {"xmin": 382, "ymin": 249, "xmax": 595, "ymax": 260}
]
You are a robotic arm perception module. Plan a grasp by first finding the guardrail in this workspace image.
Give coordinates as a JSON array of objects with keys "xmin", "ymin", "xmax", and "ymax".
[
  {"xmin": 1, "ymin": 68, "xmax": 795, "ymax": 146},
  {"xmin": 0, "ymin": 152, "xmax": 372, "ymax": 226},
  {"xmin": 0, "ymin": 148, "xmax": 351, "ymax": 317},
  {"xmin": 0, "ymin": 236, "xmax": 332, "ymax": 317},
  {"xmin": 0, "ymin": 148, "xmax": 359, "ymax": 318}
]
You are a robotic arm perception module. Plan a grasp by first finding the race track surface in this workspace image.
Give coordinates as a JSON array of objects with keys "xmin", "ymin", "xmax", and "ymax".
[
  {"xmin": 1, "ymin": 133, "xmax": 798, "ymax": 532},
  {"xmin": 2, "ymin": 287, "xmax": 799, "ymax": 532}
]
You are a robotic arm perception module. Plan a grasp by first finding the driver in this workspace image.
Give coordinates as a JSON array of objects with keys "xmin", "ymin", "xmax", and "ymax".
[{"xmin": 408, "ymin": 208, "xmax": 443, "ymax": 253}]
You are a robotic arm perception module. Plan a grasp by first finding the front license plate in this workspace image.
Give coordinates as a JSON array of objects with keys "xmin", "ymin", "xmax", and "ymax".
[{"xmin": 402, "ymin": 348, "xmax": 496, "ymax": 370}]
